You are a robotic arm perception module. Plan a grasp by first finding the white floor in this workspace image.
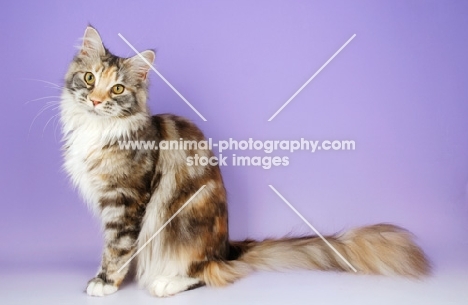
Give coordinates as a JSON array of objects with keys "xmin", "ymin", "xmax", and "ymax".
[{"xmin": 2, "ymin": 247, "xmax": 467, "ymax": 305}]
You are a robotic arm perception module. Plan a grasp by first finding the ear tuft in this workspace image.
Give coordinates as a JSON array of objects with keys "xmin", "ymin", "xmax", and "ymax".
[
  {"xmin": 128, "ymin": 50, "xmax": 155, "ymax": 80},
  {"xmin": 81, "ymin": 26, "xmax": 105, "ymax": 57}
]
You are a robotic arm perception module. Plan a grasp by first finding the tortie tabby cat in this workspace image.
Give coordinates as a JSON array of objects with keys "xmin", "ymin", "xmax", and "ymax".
[{"xmin": 60, "ymin": 26, "xmax": 429, "ymax": 297}]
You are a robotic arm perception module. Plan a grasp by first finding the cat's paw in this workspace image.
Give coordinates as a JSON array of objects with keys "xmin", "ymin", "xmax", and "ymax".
[
  {"xmin": 86, "ymin": 277, "xmax": 118, "ymax": 297},
  {"xmin": 149, "ymin": 276, "xmax": 200, "ymax": 297}
]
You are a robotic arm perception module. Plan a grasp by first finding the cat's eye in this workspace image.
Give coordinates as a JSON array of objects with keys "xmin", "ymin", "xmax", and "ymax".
[
  {"xmin": 84, "ymin": 72, "xmax": 95, "ymax": 85},
  {"xmin": 111, "ymin": 84, "xmax": 125, "ymax": 95}
]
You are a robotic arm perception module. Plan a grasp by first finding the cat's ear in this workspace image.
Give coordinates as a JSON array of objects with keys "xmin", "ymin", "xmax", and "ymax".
[
  {"xmin": 127, "ymin": 50, "xmax": 155, "ymax": 80},
  {"xmin": 81, "ymin": 26, "xmax": 105, "ymax": 57}
]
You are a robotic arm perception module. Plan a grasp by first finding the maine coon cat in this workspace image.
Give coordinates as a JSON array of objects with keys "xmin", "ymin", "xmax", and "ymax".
[{"xmin": 60, "ymin": 26, "xmax": 430, "ymax": 297}]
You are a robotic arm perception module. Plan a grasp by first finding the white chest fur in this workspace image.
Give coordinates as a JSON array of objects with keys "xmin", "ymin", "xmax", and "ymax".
[{"xmin": 60, "ymin": 94, "xmax": 149, "ymax": 214}]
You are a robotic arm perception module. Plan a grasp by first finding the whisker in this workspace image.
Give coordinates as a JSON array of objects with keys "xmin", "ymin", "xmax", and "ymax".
[
  {"xmin": 45, "ymin": 100, "xmax": 60, "ymax": 106},
  {"xmin": 21, "ymin": 78, "xmax": 64, "ymax": 89},
  {"xmin": 46, "ymin": 86, "xmax": 63, "ymax": 91},
  {"xmin": 42, "ymin": 110, "xmax": 60, "ymax": 138},
  {"xmin": 53, "ymin": 115, "xmax": 62, "ymax": 143},
  {"xmin": 25, "ymin": 95, "xmax": 62, "ymax": 105},
  {"xmin": 28, "ymin": 102, "xmax": 61, "ymax": 138}
]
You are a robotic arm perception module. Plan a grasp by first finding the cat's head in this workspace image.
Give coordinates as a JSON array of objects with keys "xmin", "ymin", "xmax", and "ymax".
[{"xmin": 63, "ymin": 26, "xmax": 154, "ymax": 118}]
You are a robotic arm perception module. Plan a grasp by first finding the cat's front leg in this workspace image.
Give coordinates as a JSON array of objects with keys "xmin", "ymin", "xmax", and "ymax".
[
  {"xmin": 86, "ymin": 204, "xmax": 141, "ymax": 297},
  {"xmin": 86, "ymin": 245, "xmax": 136, "ymax": 296}
]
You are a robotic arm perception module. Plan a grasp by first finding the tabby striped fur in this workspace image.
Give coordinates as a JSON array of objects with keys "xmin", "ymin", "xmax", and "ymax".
[{"xmin": 60, "ymin": 27, "xmax": 430, "ymax": 298}]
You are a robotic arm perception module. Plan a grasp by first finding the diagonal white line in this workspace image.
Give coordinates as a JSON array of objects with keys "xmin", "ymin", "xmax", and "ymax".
[
  {"xmin": 117, "ymin": 185, "xmax": 206, "ymax": 273},
  {"xmin": 268, "ymin": 34, "xmax": 356, "ymax": 121},
  {"xmin": 118, "ymin": 33, "xmax": 207, "ymax": 122},
  {"xmin": 268, "ymin": 184, "xmax": 358, "ymax": 273}
]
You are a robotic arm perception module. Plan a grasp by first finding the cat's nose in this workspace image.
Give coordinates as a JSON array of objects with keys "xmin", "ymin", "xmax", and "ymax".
[{"xmin": 91, "ymin": 99, "xmax": 102, "ymax": 106}]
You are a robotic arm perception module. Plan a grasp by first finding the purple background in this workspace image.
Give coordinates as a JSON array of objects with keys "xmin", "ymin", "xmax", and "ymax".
[{"xmin": 1, "ymin": 0, "xmax": 467, "ymax": 269}]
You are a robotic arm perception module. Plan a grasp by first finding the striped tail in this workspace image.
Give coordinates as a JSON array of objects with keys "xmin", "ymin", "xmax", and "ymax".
[{"xmin": 189, "ymin": 224, "xmax": 430, "ymax": 286}]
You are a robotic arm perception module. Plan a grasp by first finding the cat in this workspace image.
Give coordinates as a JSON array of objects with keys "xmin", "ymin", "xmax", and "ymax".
[{"xmin": 60, "ymin": 26, "xmax": 430, "ymax": 297}]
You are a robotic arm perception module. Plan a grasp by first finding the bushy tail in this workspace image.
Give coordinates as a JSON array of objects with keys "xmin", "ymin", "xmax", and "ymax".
[{"xmin": 191, "ymin": 224, "xmax": 430, "ymax": 286}]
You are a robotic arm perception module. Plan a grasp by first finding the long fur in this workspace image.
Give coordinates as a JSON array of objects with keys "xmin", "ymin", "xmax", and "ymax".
[
  {"xmin": 61, "ymin": 27, "xmax": 430, "ymax": 298},
  {"xmin": 190, "ymin": 224, "xmax": 430, "ymax": 287}
]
